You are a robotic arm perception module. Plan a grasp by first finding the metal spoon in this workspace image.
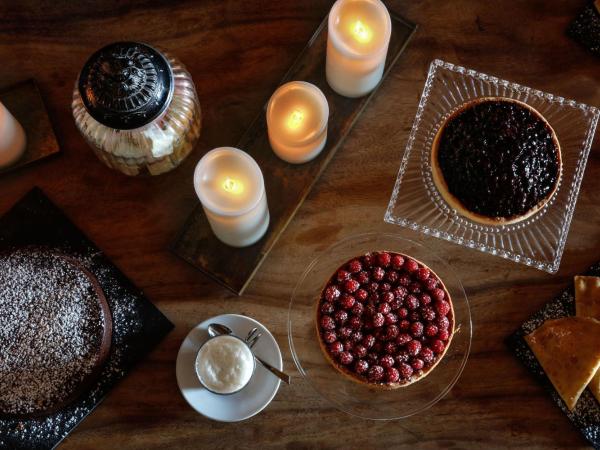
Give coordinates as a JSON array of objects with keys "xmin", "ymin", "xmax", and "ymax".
[
  {"xmin": 246, "ymin": 329, "xmax": 263, "ymax": 349},
  {"xmin": 245, "ymin": 327, "xmax": 258, "ymax": 344},
  {"xmin": 207, "ymin": 323, "xmax": 290, "ymax": 385}
]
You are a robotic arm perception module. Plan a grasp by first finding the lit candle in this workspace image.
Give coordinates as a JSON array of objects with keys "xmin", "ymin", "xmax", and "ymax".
[
  {"xmin": 326, "ymin": 0, "xmax": 392, "ymax": 98},
  {"xmin": 266, "ymin": 81, "xmax": 329, "ymax": 164},
  {"xmin": 0, "ymin": 101, "xmax": 26, "ymax": 168},
  {"xmin": 194, "ymin": 147, "xmax": 269, "ymax": 247}
]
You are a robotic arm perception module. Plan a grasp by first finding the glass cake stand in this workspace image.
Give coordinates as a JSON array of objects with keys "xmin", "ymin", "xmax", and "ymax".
[
  {"xmin": 385, "ymin": 59, "xmax": 600, "ymax": 273},
  {"xmin": 288, "ymin": 233, "xmax": 471, "ymax": 420}
]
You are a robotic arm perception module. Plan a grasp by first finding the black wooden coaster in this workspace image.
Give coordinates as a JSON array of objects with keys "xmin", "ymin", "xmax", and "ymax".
[
  {"xmin": 0, "ymin": 188, "xmax": 174, "ymax": 450},
  {"xmin": 0, "ymin": 80, "xmax": 60, "ymax": 175},
  {"xmin": 172, "ymin": 8, "xmax": 417, "ymax": 295},
  {"xmin": 506, "ymin": 262, "xmax": 600, "ymax": 448}
]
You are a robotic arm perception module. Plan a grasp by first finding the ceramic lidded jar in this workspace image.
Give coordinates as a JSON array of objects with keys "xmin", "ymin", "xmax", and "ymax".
[{"xmin": 72, "ymin": 41, "xmax": 202, "ymax": 176}]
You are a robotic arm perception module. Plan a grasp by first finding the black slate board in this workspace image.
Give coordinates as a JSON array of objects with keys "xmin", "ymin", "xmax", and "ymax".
[
  {"xmin": 507, "ymin": 261, "xmax": 600, "ymax": 448},
  {"xmin": 567, "ymin": 2, "xmax": 600, "ymax": 57},
  {"xmin": 0, "ymin": 188, "xmax": 174, "ymax": 450}
]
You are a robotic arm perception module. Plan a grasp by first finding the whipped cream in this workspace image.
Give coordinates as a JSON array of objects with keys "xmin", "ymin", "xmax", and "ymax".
[{"xmin": 195, "ymin": 335, "xmax": 254, "ymax": 394}]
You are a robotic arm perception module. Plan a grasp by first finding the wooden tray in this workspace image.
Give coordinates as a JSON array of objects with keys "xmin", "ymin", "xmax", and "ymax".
[
  {"xmin": 0, "ymin": 79, "xmax": 60, "ymax": 175},
  {"xmin": 172, "ymin": 9, "xmax": 417, "ymax": 295}
]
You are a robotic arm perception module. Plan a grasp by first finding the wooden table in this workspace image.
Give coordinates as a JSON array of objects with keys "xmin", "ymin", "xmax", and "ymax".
[{"xmin": 0, "ymin": 0, "xmax": 598, "ymax": 448}]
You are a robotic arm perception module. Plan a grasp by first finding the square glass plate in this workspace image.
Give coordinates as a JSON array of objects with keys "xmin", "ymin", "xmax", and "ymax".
[{"xmin": 385, "ymin": 59, "xmax": 599, "ymax": 273}]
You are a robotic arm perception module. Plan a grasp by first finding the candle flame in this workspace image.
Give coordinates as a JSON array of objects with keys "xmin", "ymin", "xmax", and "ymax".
[
  {"xmin": 222, "ymin": 177, "xmax": 244, "ymax": 195},
  {"xmin": 287, "ymin": 109, "xmax": 304, "ymax": 130},
  {"xmin": 351, "ymin": 20, "xmax": 372, "ymax": 43}
]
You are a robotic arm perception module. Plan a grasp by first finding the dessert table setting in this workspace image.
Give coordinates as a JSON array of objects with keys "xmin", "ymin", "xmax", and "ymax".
[{"xmin": 0, "ymin": 0, "xmax": 599, "ymax": 448}]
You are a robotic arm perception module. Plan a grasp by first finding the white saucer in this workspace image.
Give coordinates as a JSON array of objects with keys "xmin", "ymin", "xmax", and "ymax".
[{"xmin": 176, "ymin": 314, "xmax": 283, "ymax": 422}]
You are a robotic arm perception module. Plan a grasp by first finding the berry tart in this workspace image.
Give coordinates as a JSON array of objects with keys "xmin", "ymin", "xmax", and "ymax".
[
  {"xmin": 431, "ymin": 97, "xmax": 562, "ymax": 225},
  {"xmin": 0, "ymin": 247, "xmax": 112, "ymax": 419},
  {"xmin": 316, "ymin": 251, "xmax": 454, "ymax": 388}
]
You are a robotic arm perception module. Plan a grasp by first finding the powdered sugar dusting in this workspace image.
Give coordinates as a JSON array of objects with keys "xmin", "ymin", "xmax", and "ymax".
[
  {"xmin": 0, "ymin": 249, "xmax": 147, "ymax": 449},
  {"xmin": 0, "ymin": 249, "xmax": 105, "ymax": 416},
  {"xmin": 0, "ymin": 188, "xmax": 173, "ymax": 450}
]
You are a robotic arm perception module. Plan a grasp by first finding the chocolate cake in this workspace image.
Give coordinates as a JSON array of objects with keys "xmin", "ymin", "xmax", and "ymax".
[
  {"xmin": 431, "ymin": 97, "xmax": 562, "ymax": 225},
  {"xmin": 0, "ymin": 248, "xmax": 112, "ymax": 418}
]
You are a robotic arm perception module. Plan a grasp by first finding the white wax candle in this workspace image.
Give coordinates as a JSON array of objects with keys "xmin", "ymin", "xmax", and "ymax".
[
  {"xmin": 0, "ymin": 101, "xmax": 26, "ymax": 168},
  {"xmin": 326, "ymin": 0, "xmax": 392, "ymax": 98},
  {"xmin": 194, "ymin": 147, "xmax": 269, "ymax": 247},
  {"xmin": 266, "ymin": 81, "xmax": 328, "ymax": 164}
]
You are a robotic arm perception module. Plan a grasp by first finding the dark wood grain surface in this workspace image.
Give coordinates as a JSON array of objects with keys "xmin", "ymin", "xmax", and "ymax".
[{"xmin": 0, "ymin": 1, "xmax": 599, "ymax": 448}]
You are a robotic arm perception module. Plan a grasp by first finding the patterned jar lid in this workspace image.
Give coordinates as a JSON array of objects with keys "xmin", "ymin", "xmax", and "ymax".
[{"xmin": 78, "ymin": 41, "xmax": 173, "ymax": 130}]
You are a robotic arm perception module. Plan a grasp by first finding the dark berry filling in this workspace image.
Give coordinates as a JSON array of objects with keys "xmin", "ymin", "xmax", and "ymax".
[
  {"xmin": 437, "ymin": 99, "xmax": 559, "ymax": 219},
  {"xmin": 317, "ymin": 251, "xmax": 453, "ymax": 386}
]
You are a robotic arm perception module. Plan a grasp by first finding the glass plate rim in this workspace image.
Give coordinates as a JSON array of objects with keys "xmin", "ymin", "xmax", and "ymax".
[
  {"xmin": 384, "ymin": 59, "xmax": 600, "ymax": 273},
  {"xmin": 287, "ymin": 231, "xmax": 473, "ymax": 420}
]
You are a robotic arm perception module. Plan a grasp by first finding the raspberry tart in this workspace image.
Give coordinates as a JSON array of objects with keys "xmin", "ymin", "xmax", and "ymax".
[
  {"xmin": 431, "ymin": 97, "xmax": 562, "ymax": 225},
  {"xmin": 316, "ymin": 251, "xmax": 454, "ymax": 388}
]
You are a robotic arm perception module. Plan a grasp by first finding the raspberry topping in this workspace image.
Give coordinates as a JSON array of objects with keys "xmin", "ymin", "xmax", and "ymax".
[
  {"xmin": 420, "ymin": 347, "xmax": 434, "ymax": 363},
  {"xmin": 368, "ymin": 365, "xmax": 384, "ymax": 382},
  {"xmin": 343, "ymin": 279, "xmax": 360, "ymax": 294},
  {"xmin": 407, "ymin": 339, "xmax": 422, "ymax": 356},
  {"xmin": 378, "ymin": 302, "xmax": 391, "ymax": 315},
  {"xmin": 318, "ymin": 251, "xmax": 453, "ymax": 387},
  {"xmin": 416, "ymin": 267, "xmax": 430, "ymax": 281},
  {"xmin": 334, "ymin": 310, "xmax": 348, "ymax": 324},
  {"xmin": 348, "ymin": 260, "xmax": 362, "ymax": 274},
  {"xmin": 354, "ymin": 345, "xmax": 367, "ymax": 358},
  {"xmin": 329, "ymin": 341, "xmax": 343, "ymax": 355},
  {"xmin": 323, "ymin": 331, "xmax": 337, "ymax": 344},
  {"xmin": 405, "ymin": 295, "xmax": 419, "ymax": 310},
  {"xmin": 320, "ymin": 315, "xmax": 335, "ymax": 330},
  {"xmin": 425, "ymin": 323, "xmax": 439, "ymax": 337},
  {"xmin": 410, "ymin": 321, "xmax": 424, "ymax": 338},
  {"xmin": 438, "ymin": 328, "xmax": 450, "ymax": 341},
  {"xmin": 337, "ymin": 270, "xmax": 351, "ymax": 283},
  {"xmin": 372, "ymin": 267, "xmax": 385, "ymax": 281},
  {"xmin": 431, "ymin": 288, "xmax": 445, "ymax": 302},
  {"xmin": 398, "ymin": 363, "xmax": 413, "ymax": 379},
  {"xmin": 355, "ymin": 288, "xmax": 368, "ymax": 302},
  {"xmin": 355, "ymin": 359, "xmax": 369, "ymax": 374},
  {"xmin": 372, "ymin": 313, "xmax": 385, "ymax": 328},
  {"xmin": 386, "ymin": 367, "xmax": 400, "ymax": 383},
  {"xmin": 436, "ymin": 300, "xmax": 451, "ymax": 316},
  {"xmin": 405, "ymin": 259, "xmax": 419, "ymax": 273},
  {"xmin": 380, "ymin": 355, "xmax": 395, "ymax": 368},
  {"xmin": 324, "ymin": 285, "xmax": 340, "ymax": 302},
  {"xmin": 421, "ymin": 306, "xmax": 436, "ymax": 322},
  {"xmin": 320, "ymin": 302, "xmax": 334, "ymax": 315},
  {"xmin": 391, "ymin": 254, "xmax": 405, "ymax": 270},
  {"xmin": 411, "ymin": 358, "xmax": 424, "ymax": 370},
  {"xmin": 339, "ymin": 351, "xmax": 354, "ymax": 365},
  {"xmin": 351, "ymin": 302, "xmax": 364, "ymax": 316},
  {"xmin": 340, "ymin": 294, "xmax": 356, "ymax": 310},
  {"xmin": 377, "ymin": 252, "xmax": 391, "ymax": 268}
]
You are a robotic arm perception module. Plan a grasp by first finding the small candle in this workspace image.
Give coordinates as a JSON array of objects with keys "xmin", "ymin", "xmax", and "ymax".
[
  {"xmin": 326, "ymin": 0, "xmax": 392, "ymax": 98},
  {"xmin": 0, "ymin": 101, "xmax": 26, "ymax": 168},
  {"xmin": 266, "ymin": 81, "xmax": 329, "ymax": 164},
  {"xmin": 194, "ymin": 147, "xmax": 269, "ymax": 247}
]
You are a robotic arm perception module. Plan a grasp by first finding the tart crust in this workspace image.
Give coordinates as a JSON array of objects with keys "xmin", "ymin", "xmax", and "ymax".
[
  {"xmin": 431, "ymin": 97, "xmax": 562, "ymax": 226},
  {"xmin": 316, "ymin": 252, "xmax": 455, "ymax": 389}
]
